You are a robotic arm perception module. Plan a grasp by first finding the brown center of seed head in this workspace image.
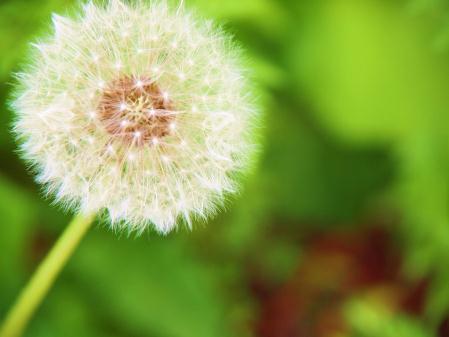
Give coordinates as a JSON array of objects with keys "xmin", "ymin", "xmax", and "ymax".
[{"xmin": 98, "ymin": 76, "xmax": 175, "ymax": 146}]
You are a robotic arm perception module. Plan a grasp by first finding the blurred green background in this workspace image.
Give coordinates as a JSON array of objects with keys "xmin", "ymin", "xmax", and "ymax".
[{"xmin": 1, "ymin": 0, "xmax": 449, "ymax": 336}]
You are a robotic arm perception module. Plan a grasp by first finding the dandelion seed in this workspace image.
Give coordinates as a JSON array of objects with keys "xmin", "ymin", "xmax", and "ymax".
[
  {"xmin": 135, "ymin": 80, "xmax": 144, "ymax": 88},
  {"xmin": 119, "ymin": 102, "xmax": 127, "ymax": 111}
]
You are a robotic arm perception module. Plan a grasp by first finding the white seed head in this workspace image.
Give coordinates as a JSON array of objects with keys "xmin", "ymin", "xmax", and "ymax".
[{"xmin": 13, "ymin": 0, "xmax": 258, "ymax": 234}]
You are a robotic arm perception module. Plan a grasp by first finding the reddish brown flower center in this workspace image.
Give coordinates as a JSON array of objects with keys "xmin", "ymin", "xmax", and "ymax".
[{"xmin": 98, "ymin": 76, "xmax": 174, "ymax": 146}]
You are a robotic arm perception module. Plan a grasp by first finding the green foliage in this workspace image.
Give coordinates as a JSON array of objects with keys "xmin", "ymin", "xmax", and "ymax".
[
  {"xmin": 292, "ymin": 0, "xmax": 449, "ymax": 333},
  {"xmin": 345, "ymin": 299, "xmax": 435, "ymax": 337},
  {"xmin": 26, "ymin": 232, "xmax": 235, "ymax": 337},
  {"xmin": 292, "ymin": 0, "xmax": 449, "ymax": 144},
  {"xmin": 0, "ymin": 175, "xmax": 38, "ymax": 307}
]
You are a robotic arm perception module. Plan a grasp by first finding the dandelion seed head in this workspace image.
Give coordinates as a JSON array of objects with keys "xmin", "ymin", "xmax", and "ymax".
[{"xmin": 13, "ymin": 0, "xmax": 258, "ymax": 234}]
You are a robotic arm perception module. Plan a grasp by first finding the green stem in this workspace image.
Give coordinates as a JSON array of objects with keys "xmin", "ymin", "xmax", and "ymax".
[{"xmin": 0, "ymin": 213, "xmax": 95, "ymax": 337}]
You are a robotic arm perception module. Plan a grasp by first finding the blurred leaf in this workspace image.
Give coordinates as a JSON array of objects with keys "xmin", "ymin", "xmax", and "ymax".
[
  {"xmin": 248, "ymin": 54, "xmax": 286, "ymax": 90},
  {"xmin": 407, "ymin": 0, "xmax": 447, "ymax": 13},
  {"xmin": 189, "ymin": 0, "xmax": 288, "ymax": 38},
  {"xmin": 0, "ymin": 175, "xmax": 37, "ymax": 311},
  {"xmin": 29, "ymin": 283, "xmax": 115, "ymax": 337},
  {"xmin": 396, "ymin": 130, "xmax": 449, "ymax": 328},
  {"xmin": 345, "ymin": 299, "xmax": 435, "ymax": 337},
  {"xmin": 259, "ymin": 97, "xmax": 393, "ymax": 224},
  {"xmin": 40, "ymin": 231, "xmax": 237, "ymax": 337},
  {"xmin": 291, "ymin": 0, "xmax": 449, "ymax": 144}
]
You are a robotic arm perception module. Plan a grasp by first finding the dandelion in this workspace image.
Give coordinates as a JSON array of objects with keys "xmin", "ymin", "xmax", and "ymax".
[
  {"xmin": 13, "ymin": 0, "xmax": 257, "ymax": 234},
  {"xmin": 1, "ymin": 1, "xmax": 258, "ymax": 336}
]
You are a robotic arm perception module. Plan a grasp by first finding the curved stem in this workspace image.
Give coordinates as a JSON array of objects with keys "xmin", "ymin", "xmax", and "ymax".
[{"xmin": 0, "ymin": 213, "xmax": 95, "ymax": 337}]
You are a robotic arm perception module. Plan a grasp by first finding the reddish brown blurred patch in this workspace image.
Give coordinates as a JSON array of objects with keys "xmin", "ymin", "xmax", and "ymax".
[
  {"xmin": 248, "ymin": 226, "xmax": 432, "ymax": 337},
  {"xmin": 439, "ymin": 318, "xmax": 449, "ymax": 337}
]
